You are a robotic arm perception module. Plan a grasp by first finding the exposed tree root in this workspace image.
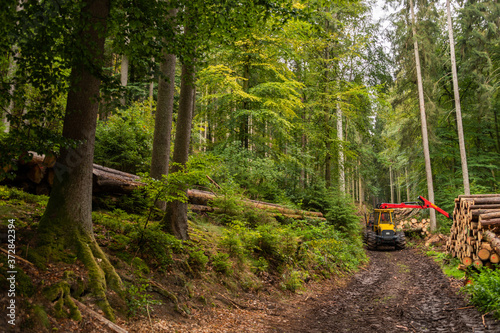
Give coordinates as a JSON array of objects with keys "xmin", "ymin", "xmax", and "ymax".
[{"xmin": 35, "ymin": 223, "xmax": 124, "ymax": 321}]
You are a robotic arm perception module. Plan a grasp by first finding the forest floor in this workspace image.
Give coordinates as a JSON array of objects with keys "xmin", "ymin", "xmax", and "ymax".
[{"xmin": 120, "ymin": 247, "xmax": 500, "ymax": 333}]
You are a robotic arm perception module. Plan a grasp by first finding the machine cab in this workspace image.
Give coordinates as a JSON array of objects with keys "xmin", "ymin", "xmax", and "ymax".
[{"xmin": 373, "ymin": 208, "xmax": 396, "ymax": 239}]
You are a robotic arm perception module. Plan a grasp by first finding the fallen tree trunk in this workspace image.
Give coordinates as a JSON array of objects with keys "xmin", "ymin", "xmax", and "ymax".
[
  {"xmin": 188, "ymin": 204, "xmax": 326, "ymax": 221},
  {"xmin": 4, "ymin": 153, "xmax": 325, "ymax": 220},
  {"xmin": 72, "ymin": 298, "xmax": 128, "ymax": 333}
]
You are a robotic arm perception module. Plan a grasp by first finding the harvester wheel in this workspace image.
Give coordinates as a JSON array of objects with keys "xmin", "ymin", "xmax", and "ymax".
[
  {"xmin": 395, "ymin": 231, "xmax": 406, "ymax": 250},
  {"xmin": 366, "ymin": 230, "xmax": 377, "ymax": 250}
]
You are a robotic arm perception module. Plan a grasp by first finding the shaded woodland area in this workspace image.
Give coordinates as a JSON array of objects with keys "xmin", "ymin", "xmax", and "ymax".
[{"xmin": 1, "ymin": 0, "xmax": 500, "ymax": 331}]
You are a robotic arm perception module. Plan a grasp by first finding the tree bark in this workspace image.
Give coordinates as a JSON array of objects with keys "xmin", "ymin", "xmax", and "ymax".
[
  {"xmin": 37, "ymin": 0, "xmax": 121, "ymax": 319},
  {"xmin": 162, "ymin": 40, "xmax": 196, "ymax": 240},
  {"xmin": 410, "ymin": 0, "xmax": 436, "ymax": 231},
  {"xmin": 150, "ymin": 9, "xmax": 178, "ymax": 210},
  {"xmin": 390, "ymin": 164, "xmax": 394, "ymax": 203},
  {"xmin": 446, "ymin": 0, "xmax": 470, "ymax": 195},
  {"xmin": 119, "ymin": 54, "xmax": 129, "ymax": 106},
  {"xmin": 337, "ymin": 101, "xmax": 345, "ymax": 193}
]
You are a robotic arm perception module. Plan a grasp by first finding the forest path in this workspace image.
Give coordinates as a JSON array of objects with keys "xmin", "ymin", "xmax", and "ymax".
[
  {"xmin": 130, "ymin": 248, "xmax": 500, "ymax": 332},
  {"xmin": 267, "ymin": 248, "xmax": 500, "ymax": 333}
]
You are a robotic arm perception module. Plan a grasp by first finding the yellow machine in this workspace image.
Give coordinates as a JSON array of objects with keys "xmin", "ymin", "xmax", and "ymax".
[{"xmin": 364, "ymin": 208, "xmax": 406, "ymax": 250}]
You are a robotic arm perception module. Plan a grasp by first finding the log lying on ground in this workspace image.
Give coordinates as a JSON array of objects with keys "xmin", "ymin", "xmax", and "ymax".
[
  {"xmin": 188, "ymin": 203, "xmax": 326, "ymax": 221},
  {"xmin": 4, "ymin": 152, "xmax": 324, "ymax": 220},
  {"xmin": 72, "ymin": 298, "xmax": 128, "ymax": 333}
]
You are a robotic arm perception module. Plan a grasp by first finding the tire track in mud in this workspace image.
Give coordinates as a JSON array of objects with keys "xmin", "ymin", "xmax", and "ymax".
[{"xmin": 268, "ymin": 249, "xmax": 500, "ymax": 333}]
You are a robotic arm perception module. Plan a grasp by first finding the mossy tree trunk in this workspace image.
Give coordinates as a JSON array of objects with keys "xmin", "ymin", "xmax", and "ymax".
[{"xmin": 36, "ymin": 0, "xmax": 122, "ymax": 320}]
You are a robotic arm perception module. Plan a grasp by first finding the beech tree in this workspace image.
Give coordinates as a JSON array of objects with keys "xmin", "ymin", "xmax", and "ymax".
[
  {"xmin": 33, "ymin": 0, "xmax": 122, "ymax": 319},
  {"xmin": 150, "ymin": 8, "xmax": 178, "ymax": 210}
]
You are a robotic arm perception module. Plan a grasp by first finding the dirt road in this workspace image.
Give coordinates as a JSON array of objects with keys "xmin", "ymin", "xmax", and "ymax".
[
  {"xmin": 268, "ymin": 248, "xmax": 500, "ymax": 333},
  {"xmin": 128, "ymin": 248, "xmax": 500, "ymax": 332}
]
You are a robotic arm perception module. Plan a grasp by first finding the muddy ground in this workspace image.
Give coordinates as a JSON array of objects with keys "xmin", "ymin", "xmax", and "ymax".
[
  {"xmin": 266, "ymin": 248, "xmax": 500, "ymax": 333},
  {"xmin": 120, "ymin": 247, "xmax": 500, "ymax": 332}
]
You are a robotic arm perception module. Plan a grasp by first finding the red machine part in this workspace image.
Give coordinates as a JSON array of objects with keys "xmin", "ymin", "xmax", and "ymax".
[{"xmin": 377, "ymin": 196, "xmax": 451, "ymax": 219}]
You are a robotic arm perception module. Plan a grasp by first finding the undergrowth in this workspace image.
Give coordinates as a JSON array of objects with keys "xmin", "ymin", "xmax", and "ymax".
[
  {"xmin": 0, "ymin": 183, "xmax": 368, "ymax": 323},
  {"xmin": 462, "ymin": 268, "xmax": 500, "ymax": 320},
  {"xmin": 425, "ymin": 249, "xmax": 464, "ymax": 279},
  {"xmin": 426, "ymin": 247, "xmax": 500, "ymax": 320}
]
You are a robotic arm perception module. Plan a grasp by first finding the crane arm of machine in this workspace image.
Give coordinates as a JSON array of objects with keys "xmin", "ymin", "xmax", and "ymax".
[{"xmin": 377, "ymin": 196, "xmax": 452, "ymax": 219}]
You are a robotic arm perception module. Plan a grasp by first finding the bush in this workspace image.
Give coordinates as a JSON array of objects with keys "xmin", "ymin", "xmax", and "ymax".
[
  {"xmin": 94, "ymin": 101, "xmax": 154, "ymax": 174},
  {"xmin": 212, "ymin": 252, "xmax": 233, "ymax": 275},
  {"xmin": 212, "ymin": 142, "xmax": 285, "ymax": 202},
  {"xmin": 463, "ymin": 268, "xmax": 500, "ymax": 319},
  {"xmin": 188, "ymin": 250, "xmax": 209, "ymax": 271}
]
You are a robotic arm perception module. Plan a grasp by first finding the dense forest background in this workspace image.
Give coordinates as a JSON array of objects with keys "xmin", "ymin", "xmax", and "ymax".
[
  {"xmin": 1, "ymin": 0, "xmax": 499, "ymax": 226},
  {"xmin": 1, "ymin": 0, "xmax": 500, "ymax": 326}
]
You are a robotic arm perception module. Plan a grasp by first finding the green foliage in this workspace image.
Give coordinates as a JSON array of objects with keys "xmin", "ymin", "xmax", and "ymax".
[
  {"xmin": 463, "ymin": 268, "xmax": 500, "ymax": 320},
  {"xmin": 426, "ymin": 250, "xmax": 464, "ymax": 279},
  {"xmin": 207, "ymin": 202, "xmax": 367, "ymax": 281},
  {"xmin": 0, "ymin": 185, "xmax": 48, "ymax": 206},
  {"xmin": 94, "ymin": 101, "xmax": 154, "ymax": 174},
  {"xmin": 93, "ymin": 209, "xmax": 183, "ymax": 271},
  {"xmin": 140, "ymin": 154, "xmax": 214, "ymax": 210},
  {"xmin": 125, "ymin": 282, "xmax": 162, "ymax": 318},
  {"xmin": 212, "ymin": 143, "xmax": 287, "ymax": 202},
  {"xmin": 281, "ymin": 269, "xmax": 309, "ymax": 292},
  {"xmin": 129, "ymin": 224, "xmax": 183, "ymax": 270},
  {"xmin": 211, "ymin": 252, "xmax": 233, "ymax": 275},
  {"xmin": 188, "ymin": 249, "xmax": 209, "ymax": 272}
]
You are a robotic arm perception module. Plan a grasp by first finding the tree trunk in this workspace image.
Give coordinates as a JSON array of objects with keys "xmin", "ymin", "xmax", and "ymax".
[
  {"xmin": 410, "ymin": 0, "xmax": 436, "ymax": 231},
  {"xmin": 446, "ymin": 0, "xmax": 470, "ymax": 195},
  {"xmin": 150, "ymin": 9, "xmax": 178, "ymax": 210},
  {"xmin": 337, "ymin": 101, "xmax": 345, "ymax": 193},
  {"xmin": 119, "ymin": 54, "xmax": 129, "ymax": 106},
  {"xmin": 390, "ymin": 164, "xmax": 394, "ymax": 203},
  {"xmin": 405, "ymin": 167, "xmax": 410, "ymax": 201},
  {"xmin": 358, "ymin": 159, "xmax": 363, "ymax": 205},
  {"xmin": 37, "ymin": 0, "xmax": 121, "ymax": 320},
  {"xmin": 240, "ymin": 59, "xmax": 250, "ymax": 149},
  {"xmin": 151, "ymin": 51, "xmax": 176, "ymax": 181},
  {"xmin": 162, "ymin": 49, "xmax": 196, "ymax": 240}
]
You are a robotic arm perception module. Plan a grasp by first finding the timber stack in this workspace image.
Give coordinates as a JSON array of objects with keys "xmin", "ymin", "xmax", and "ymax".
[
  {"xmin": 446, "ymin": 194, "xmax": 500, "ymax": 269},
  {"xmin": 395, "ymin": 217, "xmax": 431, "ymax": 237}
]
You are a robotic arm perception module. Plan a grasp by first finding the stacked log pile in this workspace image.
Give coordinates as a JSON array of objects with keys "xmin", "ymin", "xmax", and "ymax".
[
  {"xmin": 396, "ymin": 217, "xmax": 431, "ymax": 237},
  {"xmin": 391, "ymin": 208, "xmax": 431, "ymax": 237},
  {"xmin": 446, "ymin": 194, "xmax": 500, "ymax": 269},
  {"xmin": 2, "ymin": 152, "xmax": 324, "ymax": 221}
]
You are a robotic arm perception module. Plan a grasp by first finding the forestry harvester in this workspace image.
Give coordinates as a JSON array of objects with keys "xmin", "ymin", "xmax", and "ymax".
[{"xmin": 363, "ymin": 196, "xmax": 451, "ymax": 250}]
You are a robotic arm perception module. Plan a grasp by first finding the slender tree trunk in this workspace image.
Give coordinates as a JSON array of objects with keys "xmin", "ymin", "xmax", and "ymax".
[
  {"xmin": 37, "ymin": 0, "xmax": 121, "ymax": 319},
  {"xmin": 397, "ymin": 172, "xmax": 401, "ymax": 203},
  {"xmin": 447, "ymin": 0, "xmax": 470, "ymax": 195},
  {"xmin": 410, "ymin": 0, "xmax": 436, "ymax": 230},
  {"xmin": 325, "ymin": 147, "xmax": 332, "ymax": 188},
  {"xmin": 150, "ymin": 9, "xmax": 178, "ymax": 210},
  {"xmin": 406, "ymin": 167, "xmax": 411, "ymax": 201},
  {"xmin": 162, "ymin": 56, "xmax": 196, "ymax": 240},
  {"xmin": 390, "ymin": 164, "xmax": 394, "ymax": 203},
  {"xmin": 358, "ymin": 160, "xmax": 363, "ymax": 205},
  {"xmin": 337, "ymin": 101, "xmax": 345, "ymax": 193},
  {"xmin": 120, "ymin": 54, "xmax": 129, "ymax": 106},
  {"xmin": 4, "ymin": 53, "xmax": 17, "ymax": 133},
  {"xmin": 239, "ymin": 54, "xmax": 250, "ymax": 149},
  {"xmin": 150, "ymin": 51, "xmax": 176, "ymax": 209}
]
